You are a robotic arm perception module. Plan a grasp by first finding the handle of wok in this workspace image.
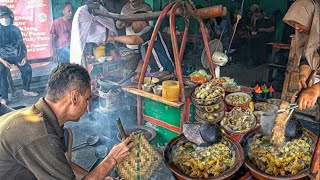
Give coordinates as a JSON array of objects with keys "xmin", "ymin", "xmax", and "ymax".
[
  {"xmin": 311, "ymin": 136, "xmax": 320, "ymax": 174},
  {"xmin": 117, "ymin": 118, "xmax": 128, "ymax": 140}
]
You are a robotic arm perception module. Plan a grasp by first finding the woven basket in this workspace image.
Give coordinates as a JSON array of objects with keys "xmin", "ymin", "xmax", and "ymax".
[{"xmin": 117, "ymin": 132, "xmax": 161, "ymax": 180}]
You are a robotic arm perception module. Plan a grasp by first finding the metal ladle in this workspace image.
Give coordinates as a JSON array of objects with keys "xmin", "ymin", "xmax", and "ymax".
[{"xmin": 72, "ymin": 135, "xmax": 100, "ymax": 151}]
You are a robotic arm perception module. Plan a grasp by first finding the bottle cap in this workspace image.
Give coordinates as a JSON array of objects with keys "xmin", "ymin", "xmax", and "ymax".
[
  {"xmin": 262, "ymin": 86, "xmax": 269, "ymax": 93},
  {"xmin": 255, "ymin": 86, "xmax": 262, "ymax": 93}
]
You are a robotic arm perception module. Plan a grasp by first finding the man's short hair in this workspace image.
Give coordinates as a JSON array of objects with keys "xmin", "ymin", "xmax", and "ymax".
[
  {"xmin": 133, "ymin": 11, "xmax": 148, "ymax": 24},
  {"xmin": 62, "ymin": 2, "xmax": 73, "ymax": 10},
  {"xmin": 46, "ymin": 63, "xmax": 91, "ymax": 102}
]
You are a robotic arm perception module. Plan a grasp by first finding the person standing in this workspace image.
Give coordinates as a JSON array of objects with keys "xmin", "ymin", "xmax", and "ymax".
[
  {"xmin": 70, "ymin": 0, "xmax": 118, "ymax": 66},
  {"xmin": 283, "ymin": 0, "xmax": 320, "ymax": 109},
  {"xmin": 0, "ymin": 6, "xmax": 38, "ymax": 105},
  {"xmin": 116, "ymin": 0, "xmax": 152, "ymax": 50},
  {"xmin": 108, "ymin": 11, "xmax": 174, "ymax": 81},
  {"xmin": 50, "ymin": 2, "xmax": 73, "ymax": 64}
]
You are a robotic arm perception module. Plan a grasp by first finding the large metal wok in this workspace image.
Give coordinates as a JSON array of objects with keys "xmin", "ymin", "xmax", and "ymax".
[
  {"xmin": 240, "ymin": 126, "xmax": 317, "ymax": 180},
  {"xmin": 163, "ymin": 134, "xmax": 244, "ymax": 180}
]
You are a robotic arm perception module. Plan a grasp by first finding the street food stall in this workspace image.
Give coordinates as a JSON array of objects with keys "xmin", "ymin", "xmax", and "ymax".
[{"xmin": 101, "ymin": 1, "xmax": 320, "ymax": 179}]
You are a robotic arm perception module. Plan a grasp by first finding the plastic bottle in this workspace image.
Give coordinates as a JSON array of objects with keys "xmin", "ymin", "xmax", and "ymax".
[
  {"xmin": 268, "ymin": 85, "xmax": 275, "ymax": 99},
  {"xmin": 262, "ymin": 86, "xmax": 269, "ymax": 99},
  {"xmin": 253, "ymin": 86, "xmax": 262, "ymax": 101}
]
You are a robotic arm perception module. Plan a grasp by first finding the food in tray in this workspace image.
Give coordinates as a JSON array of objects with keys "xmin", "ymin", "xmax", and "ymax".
[
  {"xmin": 221, "ymin": 108, "xmax": 256, "ymax": 133},
  {"xmin": 248, "ymin": 132, "xmax": 313, "ymax": 176},
  {"xmin": 173, "ymin": 137, "xmax": 234, "ymax": 178},
  {"xmin": 224, "ymin": 84, "xmax": 241, "ymax": 93},
  {"xmin": 192, "ymin": 82, "xmax": 224, "ymax": 105},
  {"xmin": 194, "ymin": 101, "xmax": 225, "ymax": 113},
  {"xmin": 205, "ymin": 103, "xmax": 221, "ymax": 113},
  {"xmin": 219, "ymin": 76, "xmax": 234, "ymax": 84},
  {"xmin": 266, "ymin": 98, "xmax": 289, "ymax": 108},
  {"xmin": 195, "ymin": 109, "xmax": 224, "ymax": 122},
  {"xmin": 254, "ymin": 102, "xmax": 277, "ymax": 112},
  {"xmin": 225, "ymin": 92, "xmax": 251, "ymax": 106},
  {"xmin": 189, "ymin": 70, "xmax": 211, "ymax": 84}
]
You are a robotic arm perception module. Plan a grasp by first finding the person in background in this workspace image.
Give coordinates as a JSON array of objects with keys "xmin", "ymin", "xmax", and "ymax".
[
  {"xmin": 248, "ymin": 7, "xmax": 274, "ymax": 65},
  {"xmin": 116, "ymin": 0, "xmax": 152, "ymax": 50},
  {"xmin": 50, "ymin": 2, "xmax": 73, "ymax": 64},
  {"xmin": 70, "ymin": 0, "xmax": 118, "ymax": 66},
  {"xmin": 0, "ymin": 63, "xmax": 134, "ymax": 179},
  {"xmin": 211, "ymin": 16, "xmax": 231, "ymax": 51},
  {"xmin": 283, "ymin": 0, "xmax": 320, "ymax": 110},
  {"xmin": 107, "ymin": 11, "xmax": 174, "ymax": 81},
  {"xmin": 0, "ymin": 6, "xmax": 38, "ymax": 105}
]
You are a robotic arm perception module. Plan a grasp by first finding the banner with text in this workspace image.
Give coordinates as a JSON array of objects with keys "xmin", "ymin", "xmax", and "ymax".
[{"xmin": 0, "ymin": 0, "xmax": 53, "ymax": 60}]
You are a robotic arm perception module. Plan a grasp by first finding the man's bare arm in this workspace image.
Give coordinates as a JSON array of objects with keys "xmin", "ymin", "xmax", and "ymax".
[{"xmin": 107, "ymin": 35, "xmax": 143, "ymax": 45}]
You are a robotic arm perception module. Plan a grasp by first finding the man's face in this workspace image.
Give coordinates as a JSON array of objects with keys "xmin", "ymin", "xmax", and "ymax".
[
  {"xmin": 131, "ymin": 21, "xmax": 144, "ymax": 33},
  {"xmin": 86, "ymin": 0, "xmax": 100, "ymax": 10},
  {"xmin": 69, "ymin": 88, "xmax": 91, "ymax": 122},
  {"xmin": 63, "ymin": 5, "xmax": 73, "ymax": 20}
]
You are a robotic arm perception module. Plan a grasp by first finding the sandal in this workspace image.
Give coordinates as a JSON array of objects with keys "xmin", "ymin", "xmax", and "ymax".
[{"xmin": 22, "ymin": 90, "xmax": 39, "ymax": 97}]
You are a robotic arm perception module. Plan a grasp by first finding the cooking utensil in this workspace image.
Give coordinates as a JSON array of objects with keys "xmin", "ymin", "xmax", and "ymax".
[
  {"xmin": 72, "ymin": 134, "xmax": 100, "ymax": 151},
  {"xmin": 98, "ymin": 72, "xmax": 136, "ymax": 90},
  {"xmin": 277, "ymin": 103, "xmax": 298, "ymax": 113},
  {"xmin": 117, "ymin": 118, "xmax": 128, "ymax": 140},
  {"xmin": 182, "ymin": 122, "xmax": 222, "ymax": 146}
]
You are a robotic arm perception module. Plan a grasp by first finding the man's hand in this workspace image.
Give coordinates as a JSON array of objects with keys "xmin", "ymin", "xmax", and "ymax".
[
  {"xmin": 107, "ymin": 35, "xmax": 116, "ymax": 42},
  {"xmin": 106, "ymin": 135, "xmax": 135, "ymax": 164},
  {"xmin": 0, "ymin": 59, "xmax": 14, "ymax": 69},
  {"xmin": 297, "ymin": 84, "xmax": 320, "ymax": 110},
  {"xmin": 19, "ymin": 57, "xmax": 27, "ymax": 66},
  {"xmin": 299, "ymin": 74, "xmax": 314, "ymax": 89}
]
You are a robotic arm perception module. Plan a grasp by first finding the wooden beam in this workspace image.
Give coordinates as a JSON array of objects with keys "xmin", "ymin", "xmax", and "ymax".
[{"xmin": 122, "ymin": 86, "xmax": 184, "ymax": 108}]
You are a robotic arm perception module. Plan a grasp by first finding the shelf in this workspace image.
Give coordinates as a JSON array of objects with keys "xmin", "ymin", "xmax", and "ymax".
[{"xmin": 122, "ymin": 86, "xmax": 184, "ymax": 108}]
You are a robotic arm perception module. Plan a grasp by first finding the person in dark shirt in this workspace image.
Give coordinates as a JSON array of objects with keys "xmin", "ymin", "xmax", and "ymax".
[
  {"xmin": 0, "ymin": 6, "xmax": 38, "ymax": 105},
  {"xmin": 0, "ymin": 63, "xmax": 134, "ymax": 179},
  {"xmin": 107, "ymin": 11, "xmax": 174, "ymax": 81},
  {"xmin": 249, "ymin": 7, "xmax": 274, "ymax": 65}
]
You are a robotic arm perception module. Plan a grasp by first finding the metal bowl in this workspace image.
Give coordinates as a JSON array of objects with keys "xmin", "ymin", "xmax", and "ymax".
[
  {"xmin": 241, "ymin": 127, "xmax": 317, "ymax": 180},
  {"xmin": 152, "ymin": 85, "xmax": 162, "ymax": 96},
  {"xmin": 225, "ymin": 92, "xmax": 251, "ymax": 107},
  {"xmin": 141, "ymin": 83, "xmax": 155, "ymax": 92},
  {"xmin": 163, "ymin": 134, "xmax": 244, "ymax": 180}
]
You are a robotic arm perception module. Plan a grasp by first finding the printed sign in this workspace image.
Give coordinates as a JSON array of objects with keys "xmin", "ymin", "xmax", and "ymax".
[{"xmin": 0, "ymin": 0, "xmax": 53, "ymax": 60}]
